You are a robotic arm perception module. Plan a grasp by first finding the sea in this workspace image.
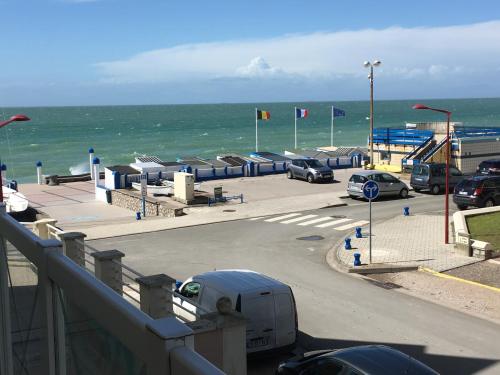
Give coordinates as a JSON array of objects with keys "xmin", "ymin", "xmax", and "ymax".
[{"xmin": 2, "ymin": 98, "xmax": 500, "ymax": 183}]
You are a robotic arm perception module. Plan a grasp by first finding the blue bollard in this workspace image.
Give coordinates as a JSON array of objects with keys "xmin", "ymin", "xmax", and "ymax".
[
  {"xmin": 403, "ymin": 206, "xmax": 410, "ymax": 216},
  {"xmin": 136, "ymin": 212, "xmax": 141, "ymax": 220},
  {"xmin": 353, "ymin": 253, "xmax": 361, "ymax": 266},
  {"xmin": 355, "ymin": 227, "xmax": 362, "ymax": 238},
  {"xmin": 344, "ymin": 237, "xmax": 352, "ymax": 250}
]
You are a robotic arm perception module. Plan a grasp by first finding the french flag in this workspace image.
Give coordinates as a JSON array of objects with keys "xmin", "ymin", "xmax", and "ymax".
[{"xmin": 296, "ymin": 108, "xmax": 308, "ymax": 119}]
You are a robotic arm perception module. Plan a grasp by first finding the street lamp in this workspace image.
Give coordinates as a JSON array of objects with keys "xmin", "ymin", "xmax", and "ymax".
[
  {"xmin": 412, "ymin": 104, "xmax": 452, "ymax": 244},
  {"xmin": 0, "ymin": 114, "xmax": 31, "ymax": 203},
  {"xmin": 364, "ymin": 60, "xmax": 381, "ymax": 169}
]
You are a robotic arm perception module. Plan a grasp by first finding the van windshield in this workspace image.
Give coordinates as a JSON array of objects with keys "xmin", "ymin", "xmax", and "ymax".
[
  {"xmin": 305, "ymin": 160, "xmax": 323, "ymax": 168},
  {"xmin": 412, "ymin": 165, "xmax": 429, "ymax": 176}
]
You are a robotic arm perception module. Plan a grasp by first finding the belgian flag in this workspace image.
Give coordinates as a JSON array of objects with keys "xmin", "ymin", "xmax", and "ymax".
[{"xmin": 256, "ymin": 110, "xmax": 270, "ymax": 120}]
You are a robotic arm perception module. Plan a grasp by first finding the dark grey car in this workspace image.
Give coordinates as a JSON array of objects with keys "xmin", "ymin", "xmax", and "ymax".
[
  {"xmin": 277, "ymin": 345, "xmax": 439, "ymax": 375},
  {"xmin": 410, "ymin": 163, "xmax": 464, "ymax": 195},
  {"xmin": 287, "ymin": 159, "xmax": 334, "ymax": 183}
]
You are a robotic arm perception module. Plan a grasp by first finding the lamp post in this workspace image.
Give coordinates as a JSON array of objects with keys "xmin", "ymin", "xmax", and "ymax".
[
  {"xmin": 364, "ymin": 60, "xmax": 381, "ymax": 169},
  {"xmin": 412, "ymin": 104, "xmax": 452, "ymax": 244},
  {"xmin": 0, "ymin": 114, "xmax": 31, "ymax": 203}
]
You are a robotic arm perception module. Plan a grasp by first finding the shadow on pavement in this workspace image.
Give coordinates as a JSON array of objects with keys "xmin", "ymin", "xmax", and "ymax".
[{"xmin": 248, "ymin": 331, "xmax": 498, "ymax": 375}]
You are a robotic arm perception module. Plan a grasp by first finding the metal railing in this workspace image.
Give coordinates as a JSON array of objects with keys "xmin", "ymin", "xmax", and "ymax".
[{"xmin": 0, "ymin": 206, "xmax": 224, "ymax": 375}]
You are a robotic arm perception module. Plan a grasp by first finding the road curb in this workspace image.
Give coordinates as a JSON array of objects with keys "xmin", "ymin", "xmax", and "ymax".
[
  {"xmin": 420, "ymin": 267, "xmax": 500, "ymax": 293},
  {"xmin": 326, "ymin": 234, "xmax": 418, "ymax": 275}
]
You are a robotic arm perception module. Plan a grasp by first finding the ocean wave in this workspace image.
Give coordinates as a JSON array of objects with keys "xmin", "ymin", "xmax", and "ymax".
[
  {"xmin": 69, "ymin": 162, "xmax": 90, "ymax": 175},
  {"xmin": 29, "ymin": 144, "xmax": 39, "ymax": 147},
  {"xmin": 201, "ymin": 132, "xmax": 208, "ymax": 136}
]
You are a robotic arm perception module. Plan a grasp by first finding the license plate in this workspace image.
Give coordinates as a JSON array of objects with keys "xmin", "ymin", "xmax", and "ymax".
[
  {"xmin": 247, "ymin": 337, "xmax": 270, "ymax": 348},
  {"xmin": 459, "ymin": 191, "xmax": 468, "ymax": 195},
  {"xmin": 322, "ymin": 174, "xmax": 331, "ymax": 178}
]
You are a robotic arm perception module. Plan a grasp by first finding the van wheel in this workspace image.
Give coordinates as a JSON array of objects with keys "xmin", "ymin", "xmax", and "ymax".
[
  {"xmin": 307, "ymin": 174, "xmax": 314, "ymax": 183},
  {"xmin": 484, "ymin": 199, "xmax": 495, "ymax": 208},
  {"xmin": 457, "ymin": 205, "xmax": 468, "ymax": 210},
  {"xmin": 399, "ymin": 188, "xmax": 409, "ymax": 198},
  {"xmin": 287, "ymin": 170, "xmax": 293, "ymax": 179},
  {"xmin": 414, "ymin": 188, "xmax": 421, "ymax": 192},
  {"xmin": 431, "ymin": 185, "xmax": 440, "ymax": 195}
]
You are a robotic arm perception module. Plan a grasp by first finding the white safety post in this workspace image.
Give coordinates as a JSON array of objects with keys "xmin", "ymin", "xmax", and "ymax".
[
  {"xmin": 93, "ymin": 157, "xmax": 100, "ymax": 187},
  {"xmin": 36, "ymin": 161, "xmax": 43, "ymax": 185},
  {"xmin": 89, "ymin": 147, "xmax": 95, "ymax": 179}
]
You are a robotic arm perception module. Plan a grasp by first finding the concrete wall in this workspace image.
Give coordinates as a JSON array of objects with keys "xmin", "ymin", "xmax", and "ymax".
[{"xmin": 110, "ymin": 189, "xmax": 183, "ymax": 217}]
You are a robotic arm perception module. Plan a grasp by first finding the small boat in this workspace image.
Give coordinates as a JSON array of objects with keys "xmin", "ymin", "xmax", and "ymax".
[
  {"xmin": 3, "ymin": 186, "xmax": 29, "ymax": 213},
  {"xmin": 131, "ymin": 180, "xmax": 202, "ymax": 196}
]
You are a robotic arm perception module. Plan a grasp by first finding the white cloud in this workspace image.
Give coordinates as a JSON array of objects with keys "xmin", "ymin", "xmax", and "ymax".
[
  {"xmin": 95, "ymin": 21, "xmax": 500, "ymax": 86},
  {"xmin": 235, "ymin": 57, "xmax": 284, "ymax": 78}
]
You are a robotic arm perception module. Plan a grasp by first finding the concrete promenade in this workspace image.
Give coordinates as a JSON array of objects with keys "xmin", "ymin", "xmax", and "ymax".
[
  {"xmin": 19, "ymin": 169, "xmax": 361, "ymax": 239},
  {"xmin": 329, "ymin": 213, "xmax": 481, "ymax": 273}
]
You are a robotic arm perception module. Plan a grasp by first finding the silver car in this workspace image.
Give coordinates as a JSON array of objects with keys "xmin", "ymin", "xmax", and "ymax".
[{"xmin": 347, "ymin": 170, "xmax": 409, "ymax": 199}]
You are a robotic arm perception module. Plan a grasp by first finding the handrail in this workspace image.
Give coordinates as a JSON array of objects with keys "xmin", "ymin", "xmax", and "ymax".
[
  {"xmin": 404, "ymin": 135, "xmax": 434, "ymax": 160},
  {"xmin": 1, "ymin": 209, "xmax": 226, "ymax": 375},
  {"xmin": 422, "ymin": 137, "xmax": 448, "ymax": 162}
]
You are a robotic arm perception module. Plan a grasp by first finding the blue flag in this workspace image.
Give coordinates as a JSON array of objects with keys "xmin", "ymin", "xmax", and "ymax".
[{"xmin": 332, "ymin": 107, "xmax": 345, "ymax": 117}]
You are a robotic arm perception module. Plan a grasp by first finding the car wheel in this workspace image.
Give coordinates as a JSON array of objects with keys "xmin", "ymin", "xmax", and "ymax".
[
  {"xmin": 307, "ymin": 174, "xmax": 314, "ymax": 183},
  {"xmin": 287, "ymin": 170, "xmax": 293, "ymax": 179},
  {"xmin": 349, "ymin": 194, "xmax": 357, "ymax": 199},
  {"xmin": 457, "ymin": 205, "xmax": 468, "ymax": 210},
  {"xmin": 413, "ymin": 188, "xmax": 421, "ymax": 192},
  {"xmin": 484, "ymin": 199, "xmax": 495, "ymax": 208},
  {"xmin": 330, "ymin": 177, "xmax": 335, "ymax": 183},
  {"xmin": 399, "ymin": 188, "xmax": 409, "ymax": 198},
  {"xmin": 431, "ymin": 185, "xmax": 440, "ymax": 195}
]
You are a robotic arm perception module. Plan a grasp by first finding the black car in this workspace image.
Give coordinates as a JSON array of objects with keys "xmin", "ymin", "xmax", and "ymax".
[
  {"xmin": 277, "ymin": 345, "xmax": 439, "ymax": 375},
  {"xmin": 453, "ymin": 175, "xmax": 500, "ymax": 210},
  {"xmin": 476, "ymin": 159, "xmax": 500, "ymax": 176},
  {"xmin": 410, "ymin": 163, "xmax": 464, "ymax": 195}
]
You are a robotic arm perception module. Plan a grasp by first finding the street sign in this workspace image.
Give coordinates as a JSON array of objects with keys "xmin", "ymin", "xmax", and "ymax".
[
  {"xmin": 362, "ymin": 180, "xmax": 379, "ymax": 265},
  {"xmin": 362, "ymin": 180, "xmax": 379, "ymax": 200},
  {"xmin": 140, "ymin": 174, "xmax": 148, "ymax": 197}
]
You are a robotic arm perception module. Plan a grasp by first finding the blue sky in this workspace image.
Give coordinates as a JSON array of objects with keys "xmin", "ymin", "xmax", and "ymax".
[{"xmin": 2, "ymin": 0, "xmax": 500, "ymax": 106}]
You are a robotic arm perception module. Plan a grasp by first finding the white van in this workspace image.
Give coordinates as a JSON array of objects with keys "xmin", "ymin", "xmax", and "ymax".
[{"xmin": 173, "ymin": 269, "xmax": 298, "ymax": 353}]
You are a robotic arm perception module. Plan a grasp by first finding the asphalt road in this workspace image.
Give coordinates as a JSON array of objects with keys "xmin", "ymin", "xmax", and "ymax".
[{"xmin": 90, "ymin": 192, "xmax": 500, "ymax": 375}]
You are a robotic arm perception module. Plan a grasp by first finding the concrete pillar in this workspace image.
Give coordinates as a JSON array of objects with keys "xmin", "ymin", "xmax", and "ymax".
[
  {"xmin": 136, "ymin": 274, "xmax": 176, "ymax": 319},
  {"xmin": 36, "ymin": 161, "xmax": 43, "ymax": 185},
  {"xmin": 93, "ymin": 157, "xmax": 100, "ymax": 187},
  {"xmin": 89, "ymin": 147, "xmax": 95, "ymax": 179},
  {"xmin": 34, "ymin": 218, "xmax": 58, "ymax": 240},
  {"xmin": 59, "ymin": 232, "xmax": 86, "ymax": 267},
  {"xmin": 91, "ymin": 250, "xmax": 124, "ymax": 295},
  {"xmin": 189, "ymin": 297, "xmax": 247, "ymax": 375}
]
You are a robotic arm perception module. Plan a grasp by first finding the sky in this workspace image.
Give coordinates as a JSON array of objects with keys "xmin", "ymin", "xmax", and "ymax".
[{"xmin": 2, "ymin": 0, "xmax": 500, "ymax": 107}]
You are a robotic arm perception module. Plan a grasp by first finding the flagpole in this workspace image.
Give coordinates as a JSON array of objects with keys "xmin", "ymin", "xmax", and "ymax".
[
  {"xmin": 331, "ymin": 107, "xmax": 334, "ymax": 147},
  {"xmin": 294, "ymin": 107, "xmax": 297, "ymax": 149},
  {"xmin": 255, "ymin": 108, "xmax": 258, "ymax": 152}
]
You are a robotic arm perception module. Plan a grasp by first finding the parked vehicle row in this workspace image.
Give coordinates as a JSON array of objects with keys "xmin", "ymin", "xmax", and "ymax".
[{"xmin": 286, "ymin": 157, "xmax": 500, "ymax": 209}]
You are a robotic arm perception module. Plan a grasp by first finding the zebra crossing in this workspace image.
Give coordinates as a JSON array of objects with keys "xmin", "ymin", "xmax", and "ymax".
[{"xmin": 248, "ymin": 213, "xmax": 368, "ymax": 231}]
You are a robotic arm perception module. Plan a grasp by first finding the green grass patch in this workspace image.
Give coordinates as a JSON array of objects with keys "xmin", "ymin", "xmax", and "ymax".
[{"xmin": 466, "ymin": 211, "xmax": 500, "ymax": 250}]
